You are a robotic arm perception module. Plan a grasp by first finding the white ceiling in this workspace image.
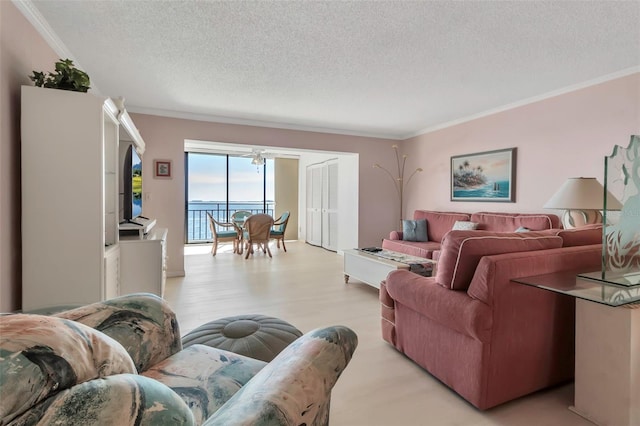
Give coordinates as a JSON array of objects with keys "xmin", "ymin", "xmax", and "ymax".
[{"xmin": 20, "ymin": 0, "xmax": 640, "ymax": 140}]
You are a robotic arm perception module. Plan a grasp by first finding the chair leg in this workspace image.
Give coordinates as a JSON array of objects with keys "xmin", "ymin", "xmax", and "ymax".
[
  {"xmin": 212, "ymin": 241, "xmax": 217, "ymax": 256},
  {"xmin": 266, "ymin": 244, "xmax": 272, "ymax": 258},
  {"xmin": 245, "ymin": 243, "xmax": 251, "ymax": 259},
  {"xmin": 282, "ymin": 239, "xmax": 287, "ymax": 252}
]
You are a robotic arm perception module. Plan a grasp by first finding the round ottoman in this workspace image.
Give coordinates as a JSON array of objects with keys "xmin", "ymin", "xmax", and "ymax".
[{"xmin": 181, "ymin": 314, "xmax": 303, "ymax": 362}]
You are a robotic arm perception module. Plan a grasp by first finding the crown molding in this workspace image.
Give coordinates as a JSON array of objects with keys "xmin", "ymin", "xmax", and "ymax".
[
  {"xmin": 126, "ymin": 105, "xmax": 404, "ymax": 140},
  {"xmin": 404, "ymin": 66, "xmax": 640, "ymax": 140}
]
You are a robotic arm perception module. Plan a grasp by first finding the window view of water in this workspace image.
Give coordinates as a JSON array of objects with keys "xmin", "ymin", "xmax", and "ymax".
[
  {"xmin": 186, "ymin": 152, "xmax": 275, "ymax": 243},
  {"xmin": 187, "ymin": 201, "xmax": 275, "ymax": 242}
]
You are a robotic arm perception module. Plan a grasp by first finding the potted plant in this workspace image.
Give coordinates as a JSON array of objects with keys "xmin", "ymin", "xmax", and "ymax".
[{"xmin": 30, "ymin": 59, "xmax": 90, "ymax": 93}]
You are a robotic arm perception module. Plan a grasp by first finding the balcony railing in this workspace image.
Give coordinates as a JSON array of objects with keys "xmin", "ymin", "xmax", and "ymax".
[{"xmin": 187, "ymin": 202, "xmax": 275, "ymax": 243}]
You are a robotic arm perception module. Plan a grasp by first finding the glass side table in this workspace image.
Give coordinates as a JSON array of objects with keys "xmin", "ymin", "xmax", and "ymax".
[{"xmin": 513, "ymin": 271, "xmax": 639, "ymax": 426}]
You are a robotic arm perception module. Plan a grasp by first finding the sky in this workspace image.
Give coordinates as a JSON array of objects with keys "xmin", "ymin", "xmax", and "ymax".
[
  {"xmin": 187, "ymin": 153, "xmax": 275, "ymax": 202},
  {"xmin": 451, "ymin": 150, "xmax": 513, "ymax": 181}
]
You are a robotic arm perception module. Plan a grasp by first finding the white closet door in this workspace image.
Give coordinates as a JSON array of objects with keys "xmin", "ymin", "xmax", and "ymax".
[
  {"xmin": 306, "ymin": 165, "xmax": 323, "ymax": 246},
  {"xmin": 322, "ymin": 160, "xmax": 339, "ymax": 251}
]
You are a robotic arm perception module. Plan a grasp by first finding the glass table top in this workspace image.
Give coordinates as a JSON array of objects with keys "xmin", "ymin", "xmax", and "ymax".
[{"xmin": 513, "ymin": 270, "xmax": 640, "ymax": 307}]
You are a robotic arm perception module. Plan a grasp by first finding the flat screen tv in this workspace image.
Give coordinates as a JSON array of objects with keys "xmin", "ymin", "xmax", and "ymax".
[{"xmin": 121, "ymin": 144, "xmax": 143, "ymax": 223}]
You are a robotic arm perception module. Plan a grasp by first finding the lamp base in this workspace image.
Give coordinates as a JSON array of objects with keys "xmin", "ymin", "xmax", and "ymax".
[{"xmin": 562, "ymin": 209, "xmax": 602, "ymax": 229}]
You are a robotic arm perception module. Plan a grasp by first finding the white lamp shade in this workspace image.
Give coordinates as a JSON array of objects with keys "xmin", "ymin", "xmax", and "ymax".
[
  {"xmin": 544, "ymin": 177, "xmax": 623, "ymax": 210},
  {"xmin": 251, "ymin": 155, "xmax": 264, "ymax": 166}
]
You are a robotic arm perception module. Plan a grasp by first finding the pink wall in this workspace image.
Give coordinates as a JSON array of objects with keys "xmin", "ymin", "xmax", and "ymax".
[
  {"xmin": 0, "ymin": 1, "xmax": 58, "ymax": 311},
  {"xmin": 402, "ymin": 73, "xmax": 640, "ymax": 218},
  {"xmin": 129, "ymin": 114, "xmax": 399, "ymax": 276}
]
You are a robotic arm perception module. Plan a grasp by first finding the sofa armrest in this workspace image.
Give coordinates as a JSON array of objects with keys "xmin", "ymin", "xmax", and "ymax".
[
  {"xmin": 467, "ymin": 244, "xmax": 602, "ymax": 306},
  {"xmin": 389, "ymin": 230, "xmax": 403, "ymax": 240},
  {"xmin": 203, "ymin": 326, "xmax": 358, "ymax": 426},
  {"xmin": 11, "ymin": 374, "xmax": 195, "ymax": 425},
  {"xmin": 385, "ymin": 271, "xmax": 492, "ymax": 341},
  {"xmin": 55, "ymin": 293, "xmax": 182, "ymax": 372}
]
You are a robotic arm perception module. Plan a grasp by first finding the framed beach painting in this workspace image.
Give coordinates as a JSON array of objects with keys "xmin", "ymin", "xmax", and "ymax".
[{"xmin": 451, "ymin": 148, "xmax": 517, "ymax": 202}]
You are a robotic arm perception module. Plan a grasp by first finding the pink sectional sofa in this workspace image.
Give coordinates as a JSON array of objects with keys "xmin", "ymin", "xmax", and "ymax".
[
  {"xmin": 381, "ymin": 210, "xmax": 562, "ymax": 259},
  {"xmin": 380, "ymin": 225, "xmax": 603, "ymax": 410}
]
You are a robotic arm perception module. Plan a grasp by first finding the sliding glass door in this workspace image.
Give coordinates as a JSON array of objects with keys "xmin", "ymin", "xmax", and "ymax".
[{"xmin": 186, "ymin": 152, "xmax": 274, "ymax": 243}]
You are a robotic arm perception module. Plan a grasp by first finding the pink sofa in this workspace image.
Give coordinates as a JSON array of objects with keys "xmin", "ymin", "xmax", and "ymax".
[
  {"xmin": 381, "ymin": 210, "xmax": 562, "ymax": 259},
  {"xmin": 380, "ymin": 226, "xmax": 603, "ymax": 410}
]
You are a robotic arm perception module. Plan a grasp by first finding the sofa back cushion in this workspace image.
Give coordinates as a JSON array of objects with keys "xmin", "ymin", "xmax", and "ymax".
[
  {"xmin": 470, "ymin": 212, "xmax": 560, "ymax": 232},
  {"xmin": 436, "ymin": 230, "xmax": 563, "ymax": 291},
  {"xmin": 546, "ymin": 224, "xmax": 603, "ymax": 247},
  {"xmin": 413, "ymin": 210, "xmax": 471, "ymax": 242}
]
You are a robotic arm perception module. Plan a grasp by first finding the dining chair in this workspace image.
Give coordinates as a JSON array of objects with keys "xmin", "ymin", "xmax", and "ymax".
[
  {"xmin": 231, "ymin": 210, "xmax": 253, "ymax": 227},
  {"xmin": 242, "ymin": 214, "xmax": 274, "ymax": 259},
  {"xmin": 271, "ymin": 211, "xmax": 290, "ymax": 252},
  {"xmin": 206, "ymin": 212, "xmax": 239, "ymax": 256},
  {"xmin": 230, "ymin": 210, "xmax": 253, "ymax": 255}
]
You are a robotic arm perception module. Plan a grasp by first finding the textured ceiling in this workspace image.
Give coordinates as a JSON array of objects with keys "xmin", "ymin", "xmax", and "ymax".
[{"xmin": 22, "ymin": 0, "xmax": 640, "ymax": 139}]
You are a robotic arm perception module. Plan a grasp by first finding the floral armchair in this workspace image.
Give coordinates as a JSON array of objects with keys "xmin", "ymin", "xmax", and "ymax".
[{"xmin": 0, "ymin": 293, "xmax": 358, "ymax": 425}]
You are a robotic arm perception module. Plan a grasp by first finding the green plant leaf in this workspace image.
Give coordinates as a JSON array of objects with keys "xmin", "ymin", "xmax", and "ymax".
[{"xmin": 29, "ymin": 59, "xmax": 91, "ymax": 92}]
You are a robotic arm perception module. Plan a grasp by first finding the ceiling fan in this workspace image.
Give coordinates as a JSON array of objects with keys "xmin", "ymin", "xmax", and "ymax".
[{"xmin": 242, "ymin": 148, "xmax": 273, "ymax": 166}]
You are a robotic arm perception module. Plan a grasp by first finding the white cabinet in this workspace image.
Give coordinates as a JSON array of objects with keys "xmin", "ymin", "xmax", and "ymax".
[
  {"xmin": 21, "ymin": 86, "xmax": 121, "ymax": 310},
  {"xmin": 21, "ymin": 86, "xmax": 145, "ymax": 311},
  {"xmin": 119, "ymin": 228, "xmax": 167, "ymax": 297}
]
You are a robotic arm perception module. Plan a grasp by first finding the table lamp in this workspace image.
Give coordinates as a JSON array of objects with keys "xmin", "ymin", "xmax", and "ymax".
[{"xmin": 544, "ymin": 177, "xmax": 623, "ymax": 229}]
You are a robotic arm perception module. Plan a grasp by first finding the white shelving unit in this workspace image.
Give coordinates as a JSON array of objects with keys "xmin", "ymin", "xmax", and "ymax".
[{"xmin": 21, "ymin": 86, "xmax": 145, "ymax": 310}]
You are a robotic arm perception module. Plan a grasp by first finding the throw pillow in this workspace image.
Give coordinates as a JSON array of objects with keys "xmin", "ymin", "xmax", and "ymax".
[
  {"xmin": 402, "ymin": 219, "xmax": 428, "ymax": 242},
  {"xmin": 452, "ymin": 221, "xmax": 479, "ymax": 231}
]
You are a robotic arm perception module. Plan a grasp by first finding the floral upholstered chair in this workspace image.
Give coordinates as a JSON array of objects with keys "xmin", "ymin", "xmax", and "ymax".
[{"xmin": 0, "ymin": 293, "xmax": 358, "ymax": 425}]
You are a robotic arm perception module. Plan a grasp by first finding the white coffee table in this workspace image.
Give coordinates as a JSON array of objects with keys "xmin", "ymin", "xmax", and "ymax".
[{"xmin": 343, "ymin": 248, "xmax": 436, "ymax": 289}]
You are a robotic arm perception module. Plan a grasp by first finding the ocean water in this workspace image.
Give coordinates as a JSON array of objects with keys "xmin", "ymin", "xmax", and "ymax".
[{"xmin": 453, "ymin": 180, "xmax": 510, "ymax": 199}]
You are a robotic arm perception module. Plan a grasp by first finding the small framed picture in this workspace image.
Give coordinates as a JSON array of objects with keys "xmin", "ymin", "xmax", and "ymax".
[{"xmin": 154, "ymin": 160, "xmax": 172, "ymax": 179}]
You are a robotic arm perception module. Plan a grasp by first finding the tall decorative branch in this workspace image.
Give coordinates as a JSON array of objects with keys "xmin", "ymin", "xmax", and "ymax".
[{"xmin": 374, "ymin": 144, "xmax": 423, "ymax": 223}]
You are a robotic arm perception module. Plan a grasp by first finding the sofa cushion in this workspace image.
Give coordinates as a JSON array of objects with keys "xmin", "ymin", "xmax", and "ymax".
[
  {"xmin": 435, "ymin": 231, "xmax": 563, "ymax": 290},
  {"xmin": 0, "ymin": 314, "xmax": 136, "ymax": 425},
  {"xmin": 143, "ymin": 344, "xmax": 266, "ymax": 424},
  {"xmin": 413, "ymin": 210, "xmax": 471, "ymax": 242},
  {"xmin": 470, "ymin": 212, "xmax": 560, "ymax": 231},
  {"xmin": 546, "ymin": 224, "xmax": 603, "ymax": 247},
  {"xmin": 381, "ymin": 239, "xmax": 441, "ymax": 259},
  {"xmin": 10, "ymin": 374, "xmax": 196, "ymax": 426},
  {"xmin": 402, "ymin": 219, "xmax": 428, "ymax": 242},
  {"xmin": 452, "ymin": 221, "xmax": 479, "ymax": 231}
]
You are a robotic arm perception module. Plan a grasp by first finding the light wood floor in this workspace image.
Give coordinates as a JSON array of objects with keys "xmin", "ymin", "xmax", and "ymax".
[{"xmin": 165, "ymin": 241, "xmax": 591, "ymax": 426}]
